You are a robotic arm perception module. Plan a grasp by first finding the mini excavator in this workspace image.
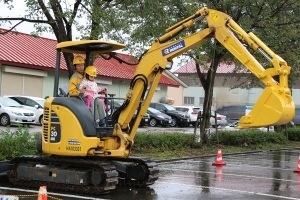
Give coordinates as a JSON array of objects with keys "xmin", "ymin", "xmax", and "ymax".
[{"xmin": 8, "ymin": 7, "xmax": 294, "ymax": 194}]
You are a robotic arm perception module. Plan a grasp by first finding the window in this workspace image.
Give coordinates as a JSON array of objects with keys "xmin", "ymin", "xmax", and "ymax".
[
  {"xmin": 155, "ymin": 104, "xmax": 164, "ymax": 111},
  {"xmin": 184, "ymin": 97, "xmax": 194, "ymax": 105}
]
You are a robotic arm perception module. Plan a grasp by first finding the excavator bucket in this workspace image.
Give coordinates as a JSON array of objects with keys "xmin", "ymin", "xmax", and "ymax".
[{"xmin": 239, "ymin": 87, "xmax": 295, "ymax": 128}]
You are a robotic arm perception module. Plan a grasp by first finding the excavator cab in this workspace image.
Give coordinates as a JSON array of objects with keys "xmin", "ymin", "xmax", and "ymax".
[
  {"xmin": 52, "ymin": 40, "xmax": 125, "ymax": 97},
  {"xmin": 41, "ymin": 40, "xmax": 128, "ymax": 156}
]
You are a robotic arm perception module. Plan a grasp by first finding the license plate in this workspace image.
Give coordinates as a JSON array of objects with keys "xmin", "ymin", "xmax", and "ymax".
[{"xmin": 145, "ymin": 119, "xmax": 148, "ymax": 121}]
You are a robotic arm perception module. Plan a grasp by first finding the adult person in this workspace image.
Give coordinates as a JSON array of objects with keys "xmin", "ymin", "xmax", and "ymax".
[
  {"xmin": 69, "ymin": 55, "xmax": 85, "ymax": 96},
  {"xmin": 68, "ymin": 56, "xmax": 106, "ymax": 125}
]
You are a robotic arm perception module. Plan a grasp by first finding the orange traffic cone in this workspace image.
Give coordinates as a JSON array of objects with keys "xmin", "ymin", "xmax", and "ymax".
[
  {"xmin": 212, "ymin": 149, "xmax": 226, "ymax": 166},
  {"xmin": 294, "ymin": 155, "xmax": 300, "ymax": 173},
  {"xmin": 37, "ymin": 186, "xmax": 47, "ymax": 200}
]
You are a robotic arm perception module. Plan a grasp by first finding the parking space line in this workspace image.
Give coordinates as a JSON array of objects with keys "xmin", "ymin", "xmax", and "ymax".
[
  {"xmin": 156, "ymin": 181, "xmax": 300, "ymax": 200},
  {"xmin": 158, "ymin": 167, "xmax": 299, "ymax": 183}
]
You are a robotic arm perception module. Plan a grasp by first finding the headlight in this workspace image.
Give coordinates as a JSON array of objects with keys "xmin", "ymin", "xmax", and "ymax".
[
  {"xmin": 12, "ymin": 111, "xmax": 23, "ymax": 116},
  {"xmin": 158, "ymin": 115, "xmax": 164, "ymax": 119}
]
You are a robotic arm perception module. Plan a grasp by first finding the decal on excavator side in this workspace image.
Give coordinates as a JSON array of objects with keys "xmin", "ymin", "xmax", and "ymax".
[
  {"xmin": 66, "ymin": 146, "xmax": 81, "ymax": 151},
  {"xmin": 50, "ymin": 124, "xmax": 61, "ymax": 143},
  {"xmin": 162, "ymin": 40, "xmax": 185, "ymax": 56}
]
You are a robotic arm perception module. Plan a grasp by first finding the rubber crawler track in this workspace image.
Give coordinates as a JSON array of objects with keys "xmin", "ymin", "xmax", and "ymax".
[
  {"xmin": 115, "ymin": 157, "xmax": 159, "ymax": 187},
  {"xmin": 7, "ymin": 155, "xmax": 159, "ymax": 194},
  {"xmin": 7, "ymin": 155, "xmax": 118, "ymax": 195}
]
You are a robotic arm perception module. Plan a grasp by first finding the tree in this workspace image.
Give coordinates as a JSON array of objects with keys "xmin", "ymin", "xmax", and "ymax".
[{"xmin": 0, "ymin": 0, "xmax": 125, "ymax": 77}]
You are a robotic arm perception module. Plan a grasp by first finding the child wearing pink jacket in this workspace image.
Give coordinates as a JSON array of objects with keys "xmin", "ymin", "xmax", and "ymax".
[{"xmin": 79, "ymin": 66, "xmax": 107, "ymax": 109}]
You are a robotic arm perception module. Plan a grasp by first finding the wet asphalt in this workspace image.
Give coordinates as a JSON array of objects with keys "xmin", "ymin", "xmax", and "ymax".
[{"xmin": 0, "ymin": 126, "xmax": 300, "ymax": 199}]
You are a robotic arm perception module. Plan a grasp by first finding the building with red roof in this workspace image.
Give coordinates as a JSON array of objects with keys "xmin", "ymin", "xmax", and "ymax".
[{"xmin": 0, "ymin": 29, "xmax": 183, "ymax": 103}]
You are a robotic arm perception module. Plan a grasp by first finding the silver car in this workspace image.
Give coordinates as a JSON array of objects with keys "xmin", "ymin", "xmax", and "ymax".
[
  {"xmin": 5, "ymin": 95, "xmax": 45, "ymax": 125},
  {"xmin": 0, "ymin": 97, "xmax": 36, "ymax": 126}
]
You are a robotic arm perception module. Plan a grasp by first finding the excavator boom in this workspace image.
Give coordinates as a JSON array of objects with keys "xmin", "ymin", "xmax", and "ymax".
[{"xmin": 117, "ymin": 7, "xmax": 294, "ymax": 137}]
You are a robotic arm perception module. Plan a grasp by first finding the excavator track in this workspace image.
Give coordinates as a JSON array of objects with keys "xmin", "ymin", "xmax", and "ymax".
[
  {"xmin": 7, "ymin": 155, "xmax": 118, "ymax": 195},
  {"xmin": 113, "ymin": 157, "xmax": 159, "ymax": 187},
  {"xmin": 7, "ymin": 155, "xmax": 159, "ymax": 194}
]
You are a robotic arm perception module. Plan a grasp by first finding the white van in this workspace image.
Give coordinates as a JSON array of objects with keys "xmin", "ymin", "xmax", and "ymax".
[{"xmin": 5, "ymin": 96, "xmax": 45, "ymax": 125}]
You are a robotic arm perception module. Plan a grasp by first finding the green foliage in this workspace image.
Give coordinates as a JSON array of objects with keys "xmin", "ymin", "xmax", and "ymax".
[
  {"xmin": 285, "ymin": 127, "xmax": 300, "ymax": 141},
  {"xmin": 133, "ymin": 129, "xmax": 296, "ymax": 153},
  {"xmin": 133, "ymin": 132, "xmax": 198, "ymax": 151},
  {"xmin": 0, "ymin": 126, "xmax": 37, "ymax": 160},
  {"xmin": 211, "ymin": 130, "xmax": 287, "ymax": 146}
]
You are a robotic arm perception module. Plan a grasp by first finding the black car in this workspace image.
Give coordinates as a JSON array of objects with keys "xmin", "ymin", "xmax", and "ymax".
[
  {"xmin": 149, "ymin": 103, "xmax": 190, "ymax": 127},
  {"xmin": 105, "ymin": 99, "xmax": 150, "ymax": 127},
  {"xmin": 147, "ymin": 107, "xmax": 172, "ymax": 127}
]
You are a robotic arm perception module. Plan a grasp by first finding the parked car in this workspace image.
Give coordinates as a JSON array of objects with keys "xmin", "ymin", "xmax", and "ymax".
[
  {"xmin": 149, "ymin": 103, "xmax": 190, "ymax": 127},
  {"xmin": 210, "ymin": 111, "xmax": 228, "ymax": 127},
  {"xmin": 292, "ymin": 108, "xmax": 300, "ymax": 126},
  {"xmin": 105, "ymin": 100, "xmax": 150, "ymax": 127},
  {"xmin": 147, "ymin": 107, "xmax": 172, "ymax": 127},
  {"xmin": 216, "ymin": 105, "xmax": 246, "ymax": 124},
  {"xmin": 174, "ymin": 105, "xmax": 227, "ymax": 127},
  {"xmin": 224, "ymin": 121, "xmax": 274, "ymax": 132},
  {"xmin": 174, "ymin": 106, "xmax": 201, "ymax": 127},
  {"xmin": 6, "ymin": 95, "xmax": 45, "ymax": 125},
  {"xmin": 139, "ymin": 112, "xmax": 150, "ymax": 127},
  {"xmin": 0, "ymin": 97, "xmax": 36, "ymax": 126}
]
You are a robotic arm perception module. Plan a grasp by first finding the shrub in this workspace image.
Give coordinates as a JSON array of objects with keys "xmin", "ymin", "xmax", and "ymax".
[
  {"xmin": 0, "ymin": 126, "xmax": 37, "ymax": 160},
  {"xmin": 284, "ymin": 127, "xmax": 300, "ymax": 141},
  {"xmin": 133, "ymin": 132, "xmax": 197, "ymax": 151},
  {"xmin": 210, "ymin": 130, "xmax": 286, "ymax": 146}
]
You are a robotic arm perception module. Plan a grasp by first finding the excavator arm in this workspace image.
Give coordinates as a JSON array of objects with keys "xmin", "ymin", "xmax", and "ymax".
[{"xmin": 117, "ymin": 7, "xmax": 295, "ymax": 143}]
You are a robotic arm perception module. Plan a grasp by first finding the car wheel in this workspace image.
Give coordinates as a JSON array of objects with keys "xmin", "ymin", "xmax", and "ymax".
[
  {"xmin": 178, "ymin": 123, "xmax": 185, "ymax": 127},
  {"xmin": 170, "ymin": 118, "xmax": 177, "ymax": 127},
  {"xmin": 39, "ymin": 115, "xmax": 43, "ymax": 126},
  {"xmin": 0, "ymin": 114, "xmax": 10, "ymax": 126},
  {"xmin": 149, "ymin": 118, "xmax": 157, "ymax": 127}
]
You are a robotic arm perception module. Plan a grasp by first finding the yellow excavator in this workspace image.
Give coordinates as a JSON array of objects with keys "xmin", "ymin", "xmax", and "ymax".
[{"xmin": 8, "ymin": 7, "xmax": 294, "ymax": 194}]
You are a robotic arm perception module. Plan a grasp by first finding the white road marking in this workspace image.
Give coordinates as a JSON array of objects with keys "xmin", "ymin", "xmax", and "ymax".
[
  {"xmin": 156, "ymin": 181, "xmax": 300, "ymax": 200},
  {"xmin": 158, "ymin": 167, "xmax": 299, "ymax": 183}
]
